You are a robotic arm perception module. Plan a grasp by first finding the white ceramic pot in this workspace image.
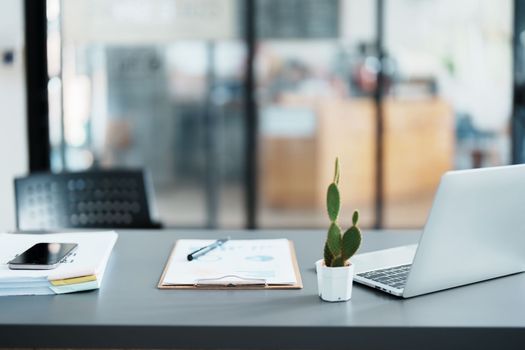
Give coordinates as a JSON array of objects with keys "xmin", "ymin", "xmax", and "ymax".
[{"xmin": 315, "ymin": 259, "xmax": 355, "ymax": 302}]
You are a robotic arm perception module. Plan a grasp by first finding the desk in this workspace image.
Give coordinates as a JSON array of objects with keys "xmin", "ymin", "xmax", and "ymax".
[{"xmin": 0, "ymin": 230, "xmax": 524, "ymax": 350}]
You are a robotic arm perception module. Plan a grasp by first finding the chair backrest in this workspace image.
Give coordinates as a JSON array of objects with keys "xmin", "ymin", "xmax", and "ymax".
[{"xmin": 14, "ymin": 169, "xmax": 161, "ymax": 231}]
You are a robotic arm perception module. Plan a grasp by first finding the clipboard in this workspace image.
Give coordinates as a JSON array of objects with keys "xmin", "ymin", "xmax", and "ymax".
[{"xmin": 158, "ymin": 239, "xmax": 303, "ymax": 290}]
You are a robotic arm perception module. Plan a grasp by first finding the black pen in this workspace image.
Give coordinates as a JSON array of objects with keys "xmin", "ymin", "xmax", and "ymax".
[{"xmin": 187, "ymin": 238, "xmax": 229, "ymax": 261}]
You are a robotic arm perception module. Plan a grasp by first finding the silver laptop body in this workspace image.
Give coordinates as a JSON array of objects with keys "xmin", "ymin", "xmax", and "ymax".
[{"xmin": 353, "ymin": 165, "xmax": 525, "ymax": 298}]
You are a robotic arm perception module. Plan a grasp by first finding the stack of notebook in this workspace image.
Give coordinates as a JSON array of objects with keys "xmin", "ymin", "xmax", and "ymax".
[{"xmin": 0, "ymin": 231, "xmax": 118, "ymax": 296}]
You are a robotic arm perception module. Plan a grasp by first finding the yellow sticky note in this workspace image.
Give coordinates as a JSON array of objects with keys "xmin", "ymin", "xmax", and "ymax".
[{"xmin": 50, "ymin": 275, "xmax": 97, "ymax": 286}]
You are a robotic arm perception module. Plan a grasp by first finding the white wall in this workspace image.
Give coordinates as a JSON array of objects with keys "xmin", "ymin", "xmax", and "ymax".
[{"xmin": 0, "ymin": 0, "xmax": 28, "ymax": 230}]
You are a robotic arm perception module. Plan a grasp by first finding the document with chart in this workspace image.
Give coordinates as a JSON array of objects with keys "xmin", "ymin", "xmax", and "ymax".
[{"xmin": 159, "ymin": 239, "xmax": 303, "ymax": 289}]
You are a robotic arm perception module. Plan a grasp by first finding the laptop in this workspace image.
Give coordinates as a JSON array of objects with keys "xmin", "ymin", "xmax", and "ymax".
[{"xmin": 353, "ymin": 165, "xmax": 525, "ymax": 298}]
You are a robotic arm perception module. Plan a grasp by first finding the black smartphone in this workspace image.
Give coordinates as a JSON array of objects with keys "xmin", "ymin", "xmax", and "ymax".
[{"xmin": 8, "ymin": 243, "xmax": 78, "ymax": 270}]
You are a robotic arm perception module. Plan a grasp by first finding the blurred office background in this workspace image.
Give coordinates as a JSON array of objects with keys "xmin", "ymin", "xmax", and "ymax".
[{"xmin": 3, "ymin": 0, "xmax": 525, "ymax": 230}]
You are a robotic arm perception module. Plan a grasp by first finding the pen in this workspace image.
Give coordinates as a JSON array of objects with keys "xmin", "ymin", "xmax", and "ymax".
[{"xmin": 187, "ymin": 238, "xmax": 229, "ymax": 261}]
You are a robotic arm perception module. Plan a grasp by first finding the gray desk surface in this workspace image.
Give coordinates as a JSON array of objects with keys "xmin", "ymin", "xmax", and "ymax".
[{"xmin": 0, "ymin": 229, "xmax": 524, "ymax": 350}]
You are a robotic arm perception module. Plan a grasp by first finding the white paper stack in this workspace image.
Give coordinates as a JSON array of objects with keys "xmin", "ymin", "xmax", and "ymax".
[{"xmin": 0, "ymin": 231, "xmax": 118, "ymax": 296}]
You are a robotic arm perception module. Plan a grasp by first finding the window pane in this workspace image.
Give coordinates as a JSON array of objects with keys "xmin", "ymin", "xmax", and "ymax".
[
  {"xmin": 256, "ymin": 0, "xmax": 377, "ymax": 228},
  {"xmin": 383, "ymin": 0, "xmax": 512, "ymax": 227},
  {"xmin": 50, "ymin": 0, "xmax": 245, "ymax": 227}
]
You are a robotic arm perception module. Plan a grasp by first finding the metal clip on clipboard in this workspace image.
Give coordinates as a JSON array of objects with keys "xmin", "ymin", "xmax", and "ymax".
[{"xmin": 194, "ymin": 275, "xmax": 268, "ymax": 288}]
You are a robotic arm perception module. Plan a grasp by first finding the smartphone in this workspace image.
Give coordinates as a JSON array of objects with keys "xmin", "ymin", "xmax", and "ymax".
[{"xmin": 8, "ymin": 243, "xmax": 78, "ymax": 270}]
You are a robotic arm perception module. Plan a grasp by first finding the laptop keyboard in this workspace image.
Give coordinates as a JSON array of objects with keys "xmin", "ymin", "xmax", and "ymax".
[{"xmin": 357, "ymin": 264, "xmax": 411, "ymax": 289}]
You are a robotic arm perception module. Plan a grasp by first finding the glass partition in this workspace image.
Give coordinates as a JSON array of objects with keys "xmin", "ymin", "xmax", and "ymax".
[
  {"xmin": 256, "ymin": 0, "xmax": 377, "ymax": 228},
  {"xmin": 46, "ymin": 0, "xmax": 514, "ymax": 229},
  {"xmin": 383, "ymin": 0, "xmax": 512, "ymax": 227},
  {"xmin": 48, "ymin": 0, "xmax": 245, "ymax": 227}
]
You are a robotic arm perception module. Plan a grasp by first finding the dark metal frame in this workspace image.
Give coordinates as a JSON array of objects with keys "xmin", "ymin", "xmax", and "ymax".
[
  {"xmin": 374, "ymin": 0, "xmax": 385, "ymax": 229},
  {"xmin": 24, "ymin": 0, "xmax": 50, "ymax": 172},
  {"xmin": 244, "ymin": 0, "xmax": 258, "ymax": 229},
  {"xmin": 512, "ymin": 0, "xmax": 525, "ymax": 163}
]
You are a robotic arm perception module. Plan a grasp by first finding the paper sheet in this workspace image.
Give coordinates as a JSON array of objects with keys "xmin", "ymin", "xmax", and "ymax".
[{"xmin": 163, "ymin": 239, "xmax": 298, "ymax": 285}]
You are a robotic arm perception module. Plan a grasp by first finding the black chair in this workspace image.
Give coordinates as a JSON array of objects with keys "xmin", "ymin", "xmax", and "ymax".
[{"xmin": 14, "ymin": 169, "xmax": 162, "ymax": 231}]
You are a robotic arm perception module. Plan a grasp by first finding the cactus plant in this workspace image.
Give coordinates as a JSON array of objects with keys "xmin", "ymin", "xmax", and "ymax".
[{"xmin": 323, "ymin": 158, "xmax": 362, "ymax": 267}]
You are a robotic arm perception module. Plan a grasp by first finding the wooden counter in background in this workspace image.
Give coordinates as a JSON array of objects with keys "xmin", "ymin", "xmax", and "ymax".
[{"xmin": 260, "ymin": 96, "xmax": 454, "ymax": 227}]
